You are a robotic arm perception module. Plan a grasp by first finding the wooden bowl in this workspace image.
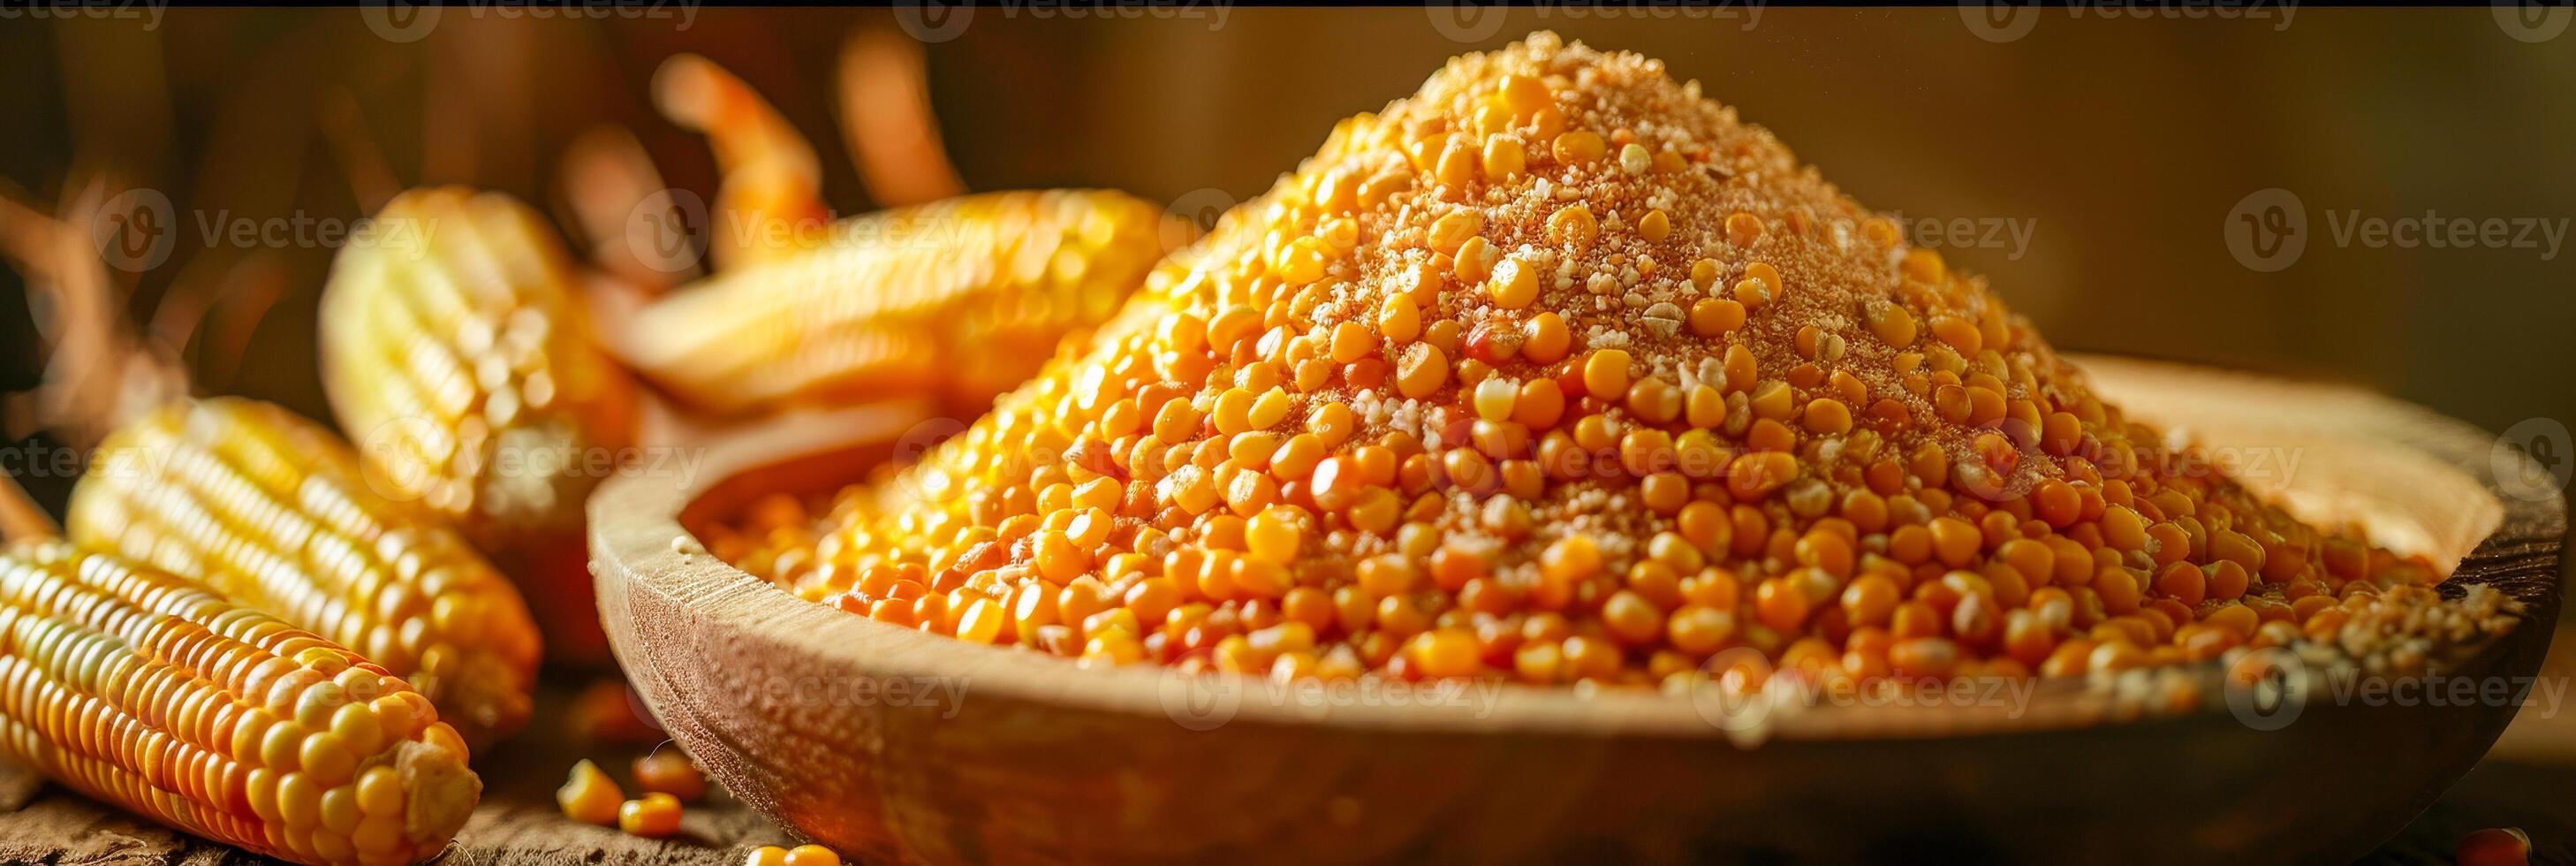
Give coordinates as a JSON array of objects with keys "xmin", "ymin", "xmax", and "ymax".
[{"xmin": 590, "ymin": 357, "xmax": 2566, "ymax": 865}]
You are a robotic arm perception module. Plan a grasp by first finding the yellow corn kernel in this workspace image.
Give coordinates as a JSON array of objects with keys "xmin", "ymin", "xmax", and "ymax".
[
  {"xmin": 1638, "ymin": 209, "xmax": 1671, "ymax": 242},
  {"xmin": 1552, "ymin": 130, "xmax": 1605, "ymax": 163},
  {"xmin": 633, "ymin": 749, "xmax": 709, "ymax": 801},
  {"xmin": 785, "ymin": 844, "xmax": 845, "ymax": 866},
  {"xmin": 1488, "ymin": 255, "xmax": 1539, "ymax": 308},
  {"xmin": 1481, "ymin": 135, "xmax": 1527, "ymax": 179},
  {"xmin": 558, "ymin": 759, "xmax": 624, "ymax": 824},
  {"xmin": 619, "ymin": 792, "xmax": 684, "ymax": 838}
]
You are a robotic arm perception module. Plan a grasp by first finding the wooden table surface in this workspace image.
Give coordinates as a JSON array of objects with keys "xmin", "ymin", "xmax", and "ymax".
[{"xmin": 4, "ymin": 619, "xmax": 2571, "ymax": 866}]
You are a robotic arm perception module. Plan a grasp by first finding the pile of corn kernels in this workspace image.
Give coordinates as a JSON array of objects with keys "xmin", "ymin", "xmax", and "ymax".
[{"xmin": 706, "ymin": 33, "xmax": 2516, "ymax": 691}]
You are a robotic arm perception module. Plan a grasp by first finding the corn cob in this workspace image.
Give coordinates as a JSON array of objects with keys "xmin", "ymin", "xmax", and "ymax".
[
  {"xmin": 319, "ymin": 186, "xmax": 640, "ymax": 665},
  {"xmin": 618, "ymin": 189, "xmax": 1185, "ymax": 416},
  {"xmin": 0, "ymin": 539, "xmax": 480, "ymax": 865},
  {"xmin": 67, "ymin": 397, "xmax": 541, "ymax": 747}
]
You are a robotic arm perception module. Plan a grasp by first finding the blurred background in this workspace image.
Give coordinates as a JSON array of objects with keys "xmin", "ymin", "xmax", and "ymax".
[{"xmin": 3, "ymin": 6, "xmax": 2572, "ymax": 507}]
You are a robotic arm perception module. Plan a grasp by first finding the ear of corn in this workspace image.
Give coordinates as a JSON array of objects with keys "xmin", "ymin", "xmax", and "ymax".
[
  {"xmin": 66, "ymin": 397, "xmax": 541, "ymax": 747},
  {"xmin": 318, "ymin": 186, "xmax": 640, "ymax": 666},
  {"xmin": 618, "ymin": 189, "xmax": 1185, "ymax": 416},
  {"xmin": 0, "ymin": 539, "xmax": 480, "ymax": 866},
  {"xmin": 320, "ymin": 186, "xmax": 640, "ymax": 550}
]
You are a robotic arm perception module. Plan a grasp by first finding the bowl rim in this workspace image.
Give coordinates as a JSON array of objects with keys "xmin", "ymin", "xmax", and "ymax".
[{"xmin": 590, "ymin": 356, "xmax": 2567, "ymax": 742}]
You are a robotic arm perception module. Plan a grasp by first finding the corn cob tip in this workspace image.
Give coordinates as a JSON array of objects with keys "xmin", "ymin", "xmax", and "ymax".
[{"xmin": 396, "ymin": 735, "xmax": 480, "ymax": 855}]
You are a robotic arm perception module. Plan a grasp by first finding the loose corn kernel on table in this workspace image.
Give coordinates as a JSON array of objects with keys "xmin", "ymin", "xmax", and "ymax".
[{"xmin": 0, "ymin": 642, "xmax": 2572, "ymax": 865}]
